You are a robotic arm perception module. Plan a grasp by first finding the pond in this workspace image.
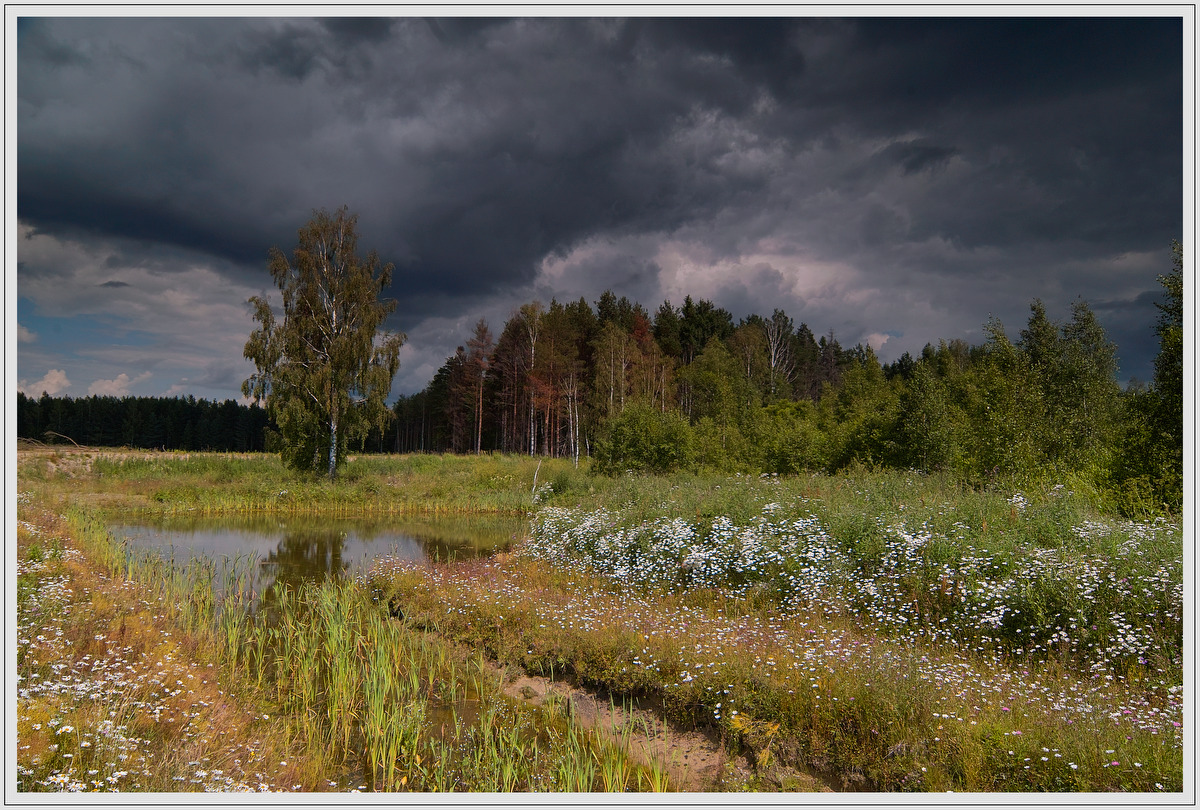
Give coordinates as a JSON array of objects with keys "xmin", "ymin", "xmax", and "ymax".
[{"xmin": 108, "ymin": 512, "xmax": 526, "ymax": 595}]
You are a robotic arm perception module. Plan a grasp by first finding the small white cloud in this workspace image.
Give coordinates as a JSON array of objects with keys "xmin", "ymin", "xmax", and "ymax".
[
  {"xmin": 19, "ymin": 369, "xmax": 71, "ymax": 397},
  {"xmin": 17, "ymin": 323, "xmax": 36, "ymax": 343},
  {"xmin": 864, "ymin": 333, "xmax": 893, "ymax": 351},
  {"xmin": 88, "ymin": 371, "xmax": 152, "ymax": 397},
  {"xmin": 162, "ymin": 381, "xmax": 190, "ymax": 397}
]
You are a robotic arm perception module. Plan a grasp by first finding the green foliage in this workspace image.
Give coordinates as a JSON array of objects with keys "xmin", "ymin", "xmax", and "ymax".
[
  {"xmin": 960, "ymin": 334, "xmax": 1045, "ymax": 478},
  {"xmin": 1154, "ymin": 241, "xmax": 1184, "ymax": 418},
  {"xmin": 692, "ymin": 416, "xmax": 753, "ymax": 472},
  {"xmin": 888, "ymin": 303, "xmax": 1127, "ymax": 495},
  {"xmin": 818, "ymin": 348, "xmax": 900, "ymax": 470},
  {"xmin": 593, "ymin": 402, "xmax": 696, "ymax": 474},
  {"xmin": 758, "ymin": 400, "xmax": 827, "ymax": 474},
  {"xmin": 1099, "ymin": 242, "xmax": 1183, "ymax": 513},
  {"xmin": 574, "ymin": 283, "xmax": 1167, "ymax": 515},
  {"xmin": 678, "ymin": 337, "xmax": 759, "ymax": 469},
  {"xmin": 1151, "ymin": 241, "xmax": 1184, "ymax": 506},
  {"xmin": 243, "ymin": 207, "xmax": 405, "ymax": 479},
  {"xmin": 897, "ymin": 363, "xmax": 965, "ymax": 472}
]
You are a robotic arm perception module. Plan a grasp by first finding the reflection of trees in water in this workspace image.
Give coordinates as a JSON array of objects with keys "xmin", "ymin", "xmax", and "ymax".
[
  {"xmin": 139, "ymin": 514, "xmax": 523, "ymax": 621},
  {"xmin": 256, "ymin": 526, "xmax": 349, "ymax": 615}
]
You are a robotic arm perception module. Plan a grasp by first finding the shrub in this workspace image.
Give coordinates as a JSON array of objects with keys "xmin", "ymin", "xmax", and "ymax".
[
  {"xmin": 593, "ymin": 403, "xmax": 696, "ymax": 475},
  {"xmin": 759, "ymin": 400, "xmax": 827, "ymax": 474}
]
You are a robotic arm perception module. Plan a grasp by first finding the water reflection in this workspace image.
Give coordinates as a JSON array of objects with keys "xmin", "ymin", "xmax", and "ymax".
[
  {"xmin": 109, "ymin": 513, "xmax": 524, "ymax": 597},
  {"xmin": 259, "ymin": 523, "xmax": 350, "ymax": 593}
]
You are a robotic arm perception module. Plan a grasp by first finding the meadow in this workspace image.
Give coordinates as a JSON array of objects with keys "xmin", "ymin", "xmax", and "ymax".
[{"xmin": 15, "ymin": 446, "xmax": 1185, "ymax": 793}]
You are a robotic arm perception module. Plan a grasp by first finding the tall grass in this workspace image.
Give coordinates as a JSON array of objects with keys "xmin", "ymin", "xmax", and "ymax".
[
  {"xmin": 523, "ymin": 470, "xmax": 1183, "ymax": 678},
  {"xmin": 369, "ymin": 501, "xmax": 1183, "ymax": 793},
  {"xmin": 78, "ymin": 451, "xmax": 580, "ymax": 516},
  {"xmin": 39, "ymin": 499, "xmax": 678, "ymax": 793}
]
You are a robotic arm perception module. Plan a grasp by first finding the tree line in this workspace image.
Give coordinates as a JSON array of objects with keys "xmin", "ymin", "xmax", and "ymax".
[
  {"xmin": 16, "ymin": 204, "xmax": 1181, "ymax": 514},
  {"xmin": 15, "ymin": 392, "xmax": 271, "ymax": 453},
  {"xmin": 395, "ymin": 292, "xmax": 853, "ymax": 456},
  {"xmin": 398, "ymin": 242, "xmax": 1183, "ymax": 513}
]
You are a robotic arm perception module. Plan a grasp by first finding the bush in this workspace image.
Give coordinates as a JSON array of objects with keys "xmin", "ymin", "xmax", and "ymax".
[
  {"xmin": 759, "ymin": 400, "xmax": 827, "ymax": 474},
  {"xmin": 593, "ymin": 402, "xmax": 696, "ymax": 475}
]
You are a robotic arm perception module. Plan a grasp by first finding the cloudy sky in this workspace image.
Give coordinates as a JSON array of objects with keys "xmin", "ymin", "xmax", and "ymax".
[{"xmin": 12, "ymin": 13, "xmax": 1187, "ymax": 402}]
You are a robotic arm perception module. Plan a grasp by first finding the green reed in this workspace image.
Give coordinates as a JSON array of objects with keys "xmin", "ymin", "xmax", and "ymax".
[{"xmin": 55, "ymin": 499, "xmax": 688, "ymax": 793}]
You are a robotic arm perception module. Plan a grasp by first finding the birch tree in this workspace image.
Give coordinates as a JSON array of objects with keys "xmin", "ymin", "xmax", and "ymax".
[
  {"xmin": 762, "ymin": 308, "xmax": 796, "ymax": 400},
  {"xmin": 243, "ymin": 207, "xmax": 405, "ymax": 479},
  {"xmin": 517, "ymin": 301, "xmax": 543, "ymax": 456}
]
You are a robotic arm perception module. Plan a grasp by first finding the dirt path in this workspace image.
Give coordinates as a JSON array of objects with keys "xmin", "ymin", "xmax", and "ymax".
[{"xmin": 492, "ymin": 665, "xmax": 834, "ymax": 792}]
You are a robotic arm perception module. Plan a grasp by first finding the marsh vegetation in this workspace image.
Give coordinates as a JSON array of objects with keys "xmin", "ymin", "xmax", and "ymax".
[{"xmin": 16, "ymin": 447, "xmax": 1183, "ymax": 793}]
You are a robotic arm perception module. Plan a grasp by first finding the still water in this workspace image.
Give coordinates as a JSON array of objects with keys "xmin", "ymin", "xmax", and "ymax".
[{"xmin": 109, "ymin": 513, "xmax": 525, "ymax": 593}]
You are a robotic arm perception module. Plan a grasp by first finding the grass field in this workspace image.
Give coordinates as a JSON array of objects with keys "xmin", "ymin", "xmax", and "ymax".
[{"xmin": 15, "ymin": 446, "xmax": 1185, "ymax": 793}]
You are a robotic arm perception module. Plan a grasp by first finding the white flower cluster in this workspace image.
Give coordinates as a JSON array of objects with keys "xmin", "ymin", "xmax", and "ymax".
[
  {"xmin": 527, "ymin": 505, "xmax": 851, "ymax": 601},
  {"xmin": 524, "ymin": 501, "xmax": 1182, "ymax": 674}
]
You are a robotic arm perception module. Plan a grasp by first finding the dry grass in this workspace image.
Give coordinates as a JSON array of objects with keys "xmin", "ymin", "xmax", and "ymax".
[{"xmin": 15, "ymin": 504, "xmax": 335, "ymax": 793}]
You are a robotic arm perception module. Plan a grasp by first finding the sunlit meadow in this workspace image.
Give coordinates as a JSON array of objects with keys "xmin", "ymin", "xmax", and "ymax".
[
  {"xmin": 370, "ymin": 469, "xmax": 1184, "ymax": 791},
  {"xmin": 16, "ymin": 449, "xmax": 1186, "ymax": 792}
]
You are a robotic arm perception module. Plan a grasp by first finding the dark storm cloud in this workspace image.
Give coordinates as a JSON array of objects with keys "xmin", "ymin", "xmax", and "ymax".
[
  {"xmin": 19, "ymin": 179, "xmax": 267, "ymax": 266},
  {"xmin": 237, "ymin": 21, "xmax": 324, "ymax": 80},
  {"xmin": 832, "ymin": 18, "xmax": 1180, "ymax": 118},
  {"xmin": 238, "ymin": 17, "xmax": 398, "ymax": 80},
  {"xmin": 880, "ymin": 142, "xmax": 959, "ymax": 175},
  {"xmin": 764, "ymin": 17, "xmax": 1182, "ymax": 263},
  {"xmin": 630, "ymin": 18, "xmax": 808, "ymax": 106},
  {"xmin": 17, "ymin": 17, "xmax": 89, "ymax": 66},
  {"xmin": 423, "ymin": 17, "xmax": 508, "ymax": 45},
  {"xmin": 17, "ymin": 17, "xmax": 811, "ymax": 305},
  {"xmin": 16, "ymin": 15, "xmax": 1184, "ymax": 396},
  {"xmin": 320, "ymin": 17, "xmax": 395, "ymax": 43}
]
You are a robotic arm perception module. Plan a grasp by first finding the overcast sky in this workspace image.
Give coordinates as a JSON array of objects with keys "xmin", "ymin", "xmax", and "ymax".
[{"xmin": 12, "ymin": 13, "xmax": 1187, "ymax": 402}]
